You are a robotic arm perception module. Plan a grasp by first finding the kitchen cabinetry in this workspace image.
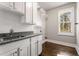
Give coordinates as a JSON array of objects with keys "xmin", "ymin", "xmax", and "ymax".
[
  {"xmin": 37, "ymin": 35, "xmax": 43, "ymax": 55},
  {"xmin": 31, "ymin": 36, "xmax": 38, "ymax": 56},
  {"xmin": 14, "ymin": 2, "xmax": 25, "ymax": 14},
  {"xmin": 25, "ymin": 2, "xmax": 33, "ymax": 24},
  {"xmin": 21, "ymin": 2, "xmax": 33, "ymax": 24},
  {"xmin": 0, "ymin": 38, "xmax": 30, "ymax": 56},
  {"xmin": 0, "ymin": 35, "xmax": 42, "ymax": 56},
  {"xmin": 0, "ymin": 2, "xmax": 43, "ymax": 26},
  {"xmin": 22, "ymin": 2, "xmax": 40, "ymax": 25},
  {"xmin": 1, "ymin": 48, "xmax": 18, "ymax": 56},
  {"xmin": 19, "ymin": 46, "xmax": 27, "ymax": 56},
  {"xmin": 33, "ymin": 3, "xmax": 46, "ymax": 27},
  {"xmin": 31, "ymin": 35, "xmax": 43, "ymax": 56},
  {"xmin": 0, "ymin": 2, "xmax": 14, "ymax": 9},
  {"xmin": 19, "ymin": 39, "xmax": 30, "ymax": 56},
  {"xmin": 32, "ymin": 2, "xmax": 38, "ymax": 25},
  {"xmin": 0, "ymin": 2, "xmax": 24, "ymax": 15}
]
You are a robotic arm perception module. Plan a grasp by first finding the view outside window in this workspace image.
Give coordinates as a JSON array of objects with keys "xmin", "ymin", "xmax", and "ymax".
[
  {"xmin": 58, "ymin": 7, "xmax": 74, "ymax": 36},
  {"xmin": 60, "ymin": 12, "xmax": 71, "ymax": 32}
]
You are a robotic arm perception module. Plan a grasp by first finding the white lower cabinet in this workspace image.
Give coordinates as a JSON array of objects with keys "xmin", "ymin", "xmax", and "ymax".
[
  {"xmin": 31, "ymin": 36, "xmax": 37, "ymax": 56},
  {"xmin": 1, "ymin": 48, "xmax": 18, "ymax": 56},
  {"xmin": 37, "ymin": 36, "xmax": 43, "ymax": 55},
  {"xmin": 19, "ymin": 46, "xmax": 27, "ymax": 56},
  {"xmin": 0, "ymin": 35, "xmax": 43, "ymax": 56},
  {"xmin": 27, "ymin": 39, "xmax": 31, "ymax": 56},
  {"xmin": 30, "ymin": 35, "xmax": 43, "ymax": 56},
  {"xmin": 19, "ymin": 39, "xmax": 30, "ymax": 56},
  {"xmin": 0, "ymin": 38, "xmax": 30, "ymax": 56},
  {"xmin": 38, "ymin": 41, "xmax": 42, "ymax": 55},
  {"xmin": 31, "ymin": 42, "xmax": 38, "ymax": 56}
]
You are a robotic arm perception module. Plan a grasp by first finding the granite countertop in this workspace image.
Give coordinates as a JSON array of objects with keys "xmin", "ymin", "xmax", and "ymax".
[{"xmin": 0, "ymin": 33, "xmax": 42, "ymax": 45}]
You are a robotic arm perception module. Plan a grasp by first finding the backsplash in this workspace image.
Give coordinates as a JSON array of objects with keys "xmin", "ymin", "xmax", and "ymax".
[{"xmin": 0, "ymin": 10, "xmax": 34, "ymax": 33}]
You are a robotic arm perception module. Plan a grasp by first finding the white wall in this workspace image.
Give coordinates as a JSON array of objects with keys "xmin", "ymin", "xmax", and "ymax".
[
  {"xmin": 46, "ymin": 3, "xmax": 76, "ymax": 44},
  {"xmin": 0, "ymin": 10, "xmax": 34, "ymax": 33}
]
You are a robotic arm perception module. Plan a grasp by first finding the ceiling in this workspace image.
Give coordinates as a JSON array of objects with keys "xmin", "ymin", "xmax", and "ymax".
[{"xmin": 38, "ymin": 2, "xmax": 69, "ymax": 11}]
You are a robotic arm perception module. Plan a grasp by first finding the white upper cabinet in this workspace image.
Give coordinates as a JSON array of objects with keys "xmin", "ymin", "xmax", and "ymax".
[
  {"xmin": 33, "ymin": 3, "xmax": 44, "ymax": 27},
  {"xmin": 14, "ymin": 2, "xmax": 25, "ymax": 14},
  {"xmin": 33, "ymin": 2, "xmax": 38, "ymax": 25},
  {"xmin": 0, "ymin": 2, "xmax": 24, "ymax": 15},
  {"xmin": 0, "ymin": 2, "xmax": 11, "ymax": 8},
  {"xmin": 25, "ymin": 2, "xmax": 33, "ymax": 24},
  {"xmin": 0, "ymin": 2, "xmax": 43, "ymax": 26},
  {"xmin": 22, "ymin": 2, "xmax": 39, "ymax": 25}
]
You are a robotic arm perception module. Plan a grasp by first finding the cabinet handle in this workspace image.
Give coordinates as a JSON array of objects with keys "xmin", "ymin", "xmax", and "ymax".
[
  {"xmin": 13, "ymin": 53, "xmax": 14, "ymax": 56},
  {"xmin": 17, "ymin": 48, "xmax": 20, "ymax": 56}
]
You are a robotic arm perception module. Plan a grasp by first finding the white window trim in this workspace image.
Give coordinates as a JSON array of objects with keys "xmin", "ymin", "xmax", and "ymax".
[{"xmin": 58, "ymin": 7, "xmax": 75, "ymax": 36}]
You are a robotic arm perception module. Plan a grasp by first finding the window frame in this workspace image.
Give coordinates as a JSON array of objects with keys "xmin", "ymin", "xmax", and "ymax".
[{"xmin": 58, "ymin": 7, "xmax": 75, "ymax": 36}]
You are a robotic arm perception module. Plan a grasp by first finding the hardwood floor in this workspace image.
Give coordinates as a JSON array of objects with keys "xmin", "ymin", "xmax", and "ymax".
[{"xmin": 40, "ymin": 42, "xmax": 78, "ymax": 56}]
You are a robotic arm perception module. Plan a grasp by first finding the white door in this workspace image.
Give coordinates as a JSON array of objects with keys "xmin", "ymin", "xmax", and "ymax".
[
  {"xmin": 76, "ymin": 24, "xmax": 79, "ymax": 46},
  {"xmin": 76, "ymin": 3, "xmax": 79, "ymax": 46}
]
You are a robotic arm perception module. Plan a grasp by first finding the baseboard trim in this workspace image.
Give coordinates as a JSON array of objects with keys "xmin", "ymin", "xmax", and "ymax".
[{"xmin": 43, "ymin": 39, "xmax": 76, "ymax": 48}]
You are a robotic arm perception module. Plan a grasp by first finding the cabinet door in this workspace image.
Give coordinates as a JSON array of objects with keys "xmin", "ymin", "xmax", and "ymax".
[
  {"xmin": 37, "ymin": 35, "xmax": 43, "ymax": 55},
  {"xmin": 19, "ymin": 46, "xmax": 27, "ymax": 56},
  {"xmin": 1, "ymin": 48, "xmax": 18, "ymax": 56},
  {"xmin": 14, "ymin": 2, "xmax": 25, "ymax": 14},
  {"xmin": 38, "ymin": 41, "xmax": 42, "ymax": 55},
  {"xmin": 19, "ymin": 38, "xmax": 30, "ymax": 56},
  {"xmin": 19, "ymin": 39, "xmax": 30, "ymax": 56},
  {"xmin": 0, "ymin": 2, "xmax": 13, "ymax": 8},
  {"xmin": 31, "ymin": 42, "xmax": 38, "ymax": 56},
  {"xmin": 25, "ymin": 2, "xmax": 33, "ymax": 24},
  {"xmin": 33, "ymin": 3, "xmax": 42, "ymax": 27},
  {"xmin": 27, "ymin": 39, "xmax": 30, "ymax": 56},
  {"xmin": 33, "ymin": 2, "xmax": 38, "ymax": 25}
]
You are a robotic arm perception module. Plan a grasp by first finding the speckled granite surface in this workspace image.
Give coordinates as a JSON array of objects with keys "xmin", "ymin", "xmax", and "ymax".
[{"xmin": 0, "ymin": 31, "xmax": 42, "ymax": 45}]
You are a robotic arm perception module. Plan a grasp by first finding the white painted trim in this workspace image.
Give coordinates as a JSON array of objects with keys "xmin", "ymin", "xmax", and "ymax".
[
  {"xmin": 58, "ymin": 6, "xmax": 75, "ymax": 36},
  {"xmin": 43, "ymin": 39, "xmax": 76, "ymax": 48}
]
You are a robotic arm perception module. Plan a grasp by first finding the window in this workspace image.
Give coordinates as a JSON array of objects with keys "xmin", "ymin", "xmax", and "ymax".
[{"xmin": 58, "ymin": 7, "xmax": 74, "ymax": 36}]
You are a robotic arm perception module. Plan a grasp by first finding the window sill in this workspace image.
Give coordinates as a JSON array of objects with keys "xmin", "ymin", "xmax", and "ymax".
[{"xmin": 58, "ymin": 32, "xmax": 74, "ymax": 37}]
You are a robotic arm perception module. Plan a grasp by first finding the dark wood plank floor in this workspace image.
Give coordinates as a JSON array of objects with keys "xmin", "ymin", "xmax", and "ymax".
[{"xmin": 40, "ymin": 42, "xmax": 78, "ymax": 56}]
